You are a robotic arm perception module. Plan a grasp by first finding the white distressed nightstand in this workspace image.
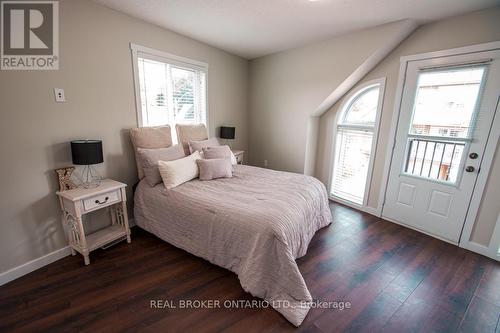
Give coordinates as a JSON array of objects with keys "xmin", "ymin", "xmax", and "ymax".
[
  {"xmin": 56, "ymin": 179, "xmax": 131, "ymax": 265},
  {"xmin": 233, "ymin": 150, "xmax": 245, "ymax": 164}
]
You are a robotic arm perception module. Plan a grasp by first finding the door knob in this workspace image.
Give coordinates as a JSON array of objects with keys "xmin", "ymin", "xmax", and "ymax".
[
  {"xmin": 469, "ymin": 153, "xmax": 478, "ymax": 159},
  {"xmin": 465, "ymin": 166, "xmax": 475, "ymax": 172}
]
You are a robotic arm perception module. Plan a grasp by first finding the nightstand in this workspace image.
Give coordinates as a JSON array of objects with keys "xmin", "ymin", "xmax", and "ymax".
[
  {"xmin": 56, "ymin": 179, "xmax": 131, "ymax": 265},
  {"xmin": 233, "ymin": 150, "xmax": 245, "ymax": 164}
]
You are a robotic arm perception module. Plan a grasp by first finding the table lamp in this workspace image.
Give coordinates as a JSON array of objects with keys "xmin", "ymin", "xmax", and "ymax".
[{"xmin": 71, "ymin": 140, "xmax": 103, "ymax": 188}]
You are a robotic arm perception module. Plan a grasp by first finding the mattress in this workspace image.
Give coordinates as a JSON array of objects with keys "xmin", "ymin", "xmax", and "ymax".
[{"xmin": 134, "ymin": 164, "xmax": 332, "ymax": 326}]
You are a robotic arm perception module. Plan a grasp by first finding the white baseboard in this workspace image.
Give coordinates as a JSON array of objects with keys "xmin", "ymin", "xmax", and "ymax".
[
  {"xmin": 329, "ymin": 196, "xmax": 381, "ymax": 218},
  {"xmin": 0, "ymin": 246, "xmax": 71, "ymax": 287},
  {"xmin": 462, "ymin": 241, "xmax": 499, "ymax": 261},
  {"xmin": 0, "ymin": 219, "xmax": 136, "ymax": 287},
  {"xmin": 362, "ymin": 206, "xmax": 381, "ymax": 217}
]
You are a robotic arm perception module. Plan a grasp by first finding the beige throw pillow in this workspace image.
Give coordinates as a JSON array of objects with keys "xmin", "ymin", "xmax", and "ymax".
[
  {"xmin": 129, "ymin": 126, "xmax": 172, "ymax": 179},
  {"xmin": 197, "ymin": 158, "xmax": 233, "ymax": 181},
  {"xmin": 158, "ymin": 151, "xmax": 202, "ymax": 189},
  {"xmin": 137, "ymin": 144, "xmax": 185, "ymax": 187},
  {"xmin": 176, "ymin": 124, "xmax": 208, "ymax": 155},
  {"xmin": 202, "ymin": 145, "xmax": 237, "ymax": 165},
  {"xmin": 188, "ymin": 137, "xmax": 220, "ymax": 154}
]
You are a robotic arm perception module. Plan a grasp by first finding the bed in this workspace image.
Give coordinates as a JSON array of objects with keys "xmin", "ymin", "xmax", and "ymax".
[{"xmin": 131, "ymin": 125, "xmax": 332, "ymax": 326}]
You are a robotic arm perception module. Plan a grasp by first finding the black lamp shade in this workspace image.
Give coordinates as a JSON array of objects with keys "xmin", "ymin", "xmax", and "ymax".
[
  {"xmin": 71, "ymin": 140, "xmax": 103, "ymax": 165},
  {"xmin": 220, "ymin": 126, "xmax": 235, "ymax": 140}
]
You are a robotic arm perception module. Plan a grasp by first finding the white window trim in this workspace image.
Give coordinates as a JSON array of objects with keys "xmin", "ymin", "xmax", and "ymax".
[
  {"xmin": 130, "ymin": 43, "xmax": 209, "ymax": 131},
  {"xmin": 328, "ymin": 78, "xmax": 386, "ymax": 213}
]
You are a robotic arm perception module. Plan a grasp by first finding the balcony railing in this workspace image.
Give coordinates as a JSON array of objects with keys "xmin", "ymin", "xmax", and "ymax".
[{"xmin": 404, "ymin": 138, "xmax": 466, "ymax": 183}]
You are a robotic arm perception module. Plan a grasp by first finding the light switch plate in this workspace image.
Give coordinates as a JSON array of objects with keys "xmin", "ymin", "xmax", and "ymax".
[{"xmin": 54, "ymin": 88, "xmax": 65, "ymax": 102}]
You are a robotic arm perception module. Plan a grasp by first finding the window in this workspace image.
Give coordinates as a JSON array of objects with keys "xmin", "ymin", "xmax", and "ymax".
[
  {"xmin": 131, "ymin": 44, "xmax": 208, "ymax": 141},
  {"xmin": 330, "ymin": 79, "xmax": 384, "ymax": 206},
  {"xmin": 403, "ymin": 65, "xmax": 487, "ymax": 183}
]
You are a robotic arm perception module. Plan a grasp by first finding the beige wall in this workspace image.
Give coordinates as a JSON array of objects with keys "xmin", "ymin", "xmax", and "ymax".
[
  {"xmin": 248, "ymin": 21, "xmax": 413, "ymax": 172},
  {"xmin": 315, "ymin": 8, "xmax": 500, "ymax": 246},
  {"xmin": 0, "ymin": 0, "xmax": 248, "ymax": 273},
  {"xmin": 1, "ymin": 1, "xmax": 499, "ymax": 275}
]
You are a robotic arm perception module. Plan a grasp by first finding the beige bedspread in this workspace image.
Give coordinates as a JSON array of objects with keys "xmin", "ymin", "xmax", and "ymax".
[{"xmin": 134, "ymin": 165, "xmax": 332, "ymax": 326}]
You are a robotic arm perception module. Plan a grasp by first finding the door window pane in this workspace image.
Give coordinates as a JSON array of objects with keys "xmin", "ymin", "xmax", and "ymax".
[
  {"xmin": 410, "ymin": 66, "xmax": 486, "ymax": 139},
  {"xmin": 403, "ymin": 65, "xmax": 487, "ymax": 184}
]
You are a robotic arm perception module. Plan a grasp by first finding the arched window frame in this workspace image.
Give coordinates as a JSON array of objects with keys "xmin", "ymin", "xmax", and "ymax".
[{"xmin": 329, "ymin": 78, "xmax": 386, "ymax": 211}]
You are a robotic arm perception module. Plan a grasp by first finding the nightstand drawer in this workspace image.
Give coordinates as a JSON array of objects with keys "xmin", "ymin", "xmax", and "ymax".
[{"xmin": 83, "ymin": 190, "xmax": 120, "ymax": 211}]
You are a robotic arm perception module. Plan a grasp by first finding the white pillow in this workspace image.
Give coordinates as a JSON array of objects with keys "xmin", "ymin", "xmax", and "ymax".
[{"xmin": 158, "ymin": 151, "xmax": 202, "ymax": 189}]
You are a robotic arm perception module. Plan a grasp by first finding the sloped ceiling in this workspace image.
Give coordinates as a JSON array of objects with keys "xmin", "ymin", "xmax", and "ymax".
[
  {"xmin": 92, "ymin": 0, "xmax": 498, "ymax": 59},
  {"xmin": 248, "ymin": 20, "xmax": 417, "ymax": 173},
  {"xmin": 312, "ymin": 20, "xmax": 418, "ymax": 117}
]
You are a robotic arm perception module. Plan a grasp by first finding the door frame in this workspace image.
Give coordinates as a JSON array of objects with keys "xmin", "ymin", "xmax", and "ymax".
[{"xmin": 378, "ymin": 41, "xmax": 500, "ymax": 260}]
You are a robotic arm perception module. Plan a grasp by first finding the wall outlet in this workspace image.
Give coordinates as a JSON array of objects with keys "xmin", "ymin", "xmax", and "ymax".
[
  {"xmin": 54, "ymin": 88, "xmax": 65, "ymax": 102},
  {"xmin": 264, "ymin": 159, "xmax": 268, "ymax": 168}
]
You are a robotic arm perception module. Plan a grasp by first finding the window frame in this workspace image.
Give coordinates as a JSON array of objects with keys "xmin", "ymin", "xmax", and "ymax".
[
  {"xmin": 328, "ymin": 78, "xmax": 386, "ymax": 209},
  {"xmin": 130, "ymin": 43, "xmax": 209, "ymax": 131}
]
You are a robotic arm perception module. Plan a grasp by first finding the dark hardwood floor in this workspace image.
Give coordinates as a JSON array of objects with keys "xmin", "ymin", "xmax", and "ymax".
[{"xmin": 1, "ymin": 202, "xmax": 499, "ymax": 333}]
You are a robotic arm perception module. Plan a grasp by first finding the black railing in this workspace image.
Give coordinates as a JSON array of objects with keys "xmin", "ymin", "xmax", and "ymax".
[{"xmin": 405, "ymin": 138, "xmax": 465, "ymax": 182}]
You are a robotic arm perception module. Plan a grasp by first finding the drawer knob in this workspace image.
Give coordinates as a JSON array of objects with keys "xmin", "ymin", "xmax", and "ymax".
[{"xmin": 95, "ymin": 196, "xmax": 109, "ymax": 205}]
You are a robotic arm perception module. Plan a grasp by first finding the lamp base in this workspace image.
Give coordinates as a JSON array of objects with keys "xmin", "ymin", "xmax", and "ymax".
[
  {"xmin": 78, "ymin": 165, "xmax": 101, "ymax": 189},
  {"xmin": 82, "ymin": 180, "xmax": 101, "ymax": 189}
]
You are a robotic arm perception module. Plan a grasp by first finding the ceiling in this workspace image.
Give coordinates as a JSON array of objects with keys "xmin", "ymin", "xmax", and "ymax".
[{"xmin": 93, "ymin": 0, "xmax": 499, "ymax": 59}]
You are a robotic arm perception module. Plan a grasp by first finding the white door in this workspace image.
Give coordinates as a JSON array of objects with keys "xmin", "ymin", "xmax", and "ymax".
[{"xmin": 383, "ymin": 49, "xmax": 500, "ymax": 243}]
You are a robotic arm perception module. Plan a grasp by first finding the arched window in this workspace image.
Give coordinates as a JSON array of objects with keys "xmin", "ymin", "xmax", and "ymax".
[{"xmin": 330, "ymin": 79, "xmax": 385, "ymax": 206}]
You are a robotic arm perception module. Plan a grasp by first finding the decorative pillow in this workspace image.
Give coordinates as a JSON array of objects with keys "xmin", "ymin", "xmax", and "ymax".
[
  {"xmin": 129, "ymin": 126, "xmax": 172, "ymax": 179},
  {"xmin": 196, "ymin": 158, "xmax": 233, "ymax": 181},
  {"xmin": 137, "ymin": 145, "xmax": 185, "ymax": 187},
  {"xmin": 188, "ymin": 137, "xmax": 220, "ymax": 154},
  {"xmin": 158, "ymin": 151, "xmax": 202, "ymax": 189},
  {"xmin": 176, "ymin": 124, "xmax": 208, "ymax": 155},
  {"xmin": 202, "ymin": 145, "xmax": 237, "ymax": 165}
]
